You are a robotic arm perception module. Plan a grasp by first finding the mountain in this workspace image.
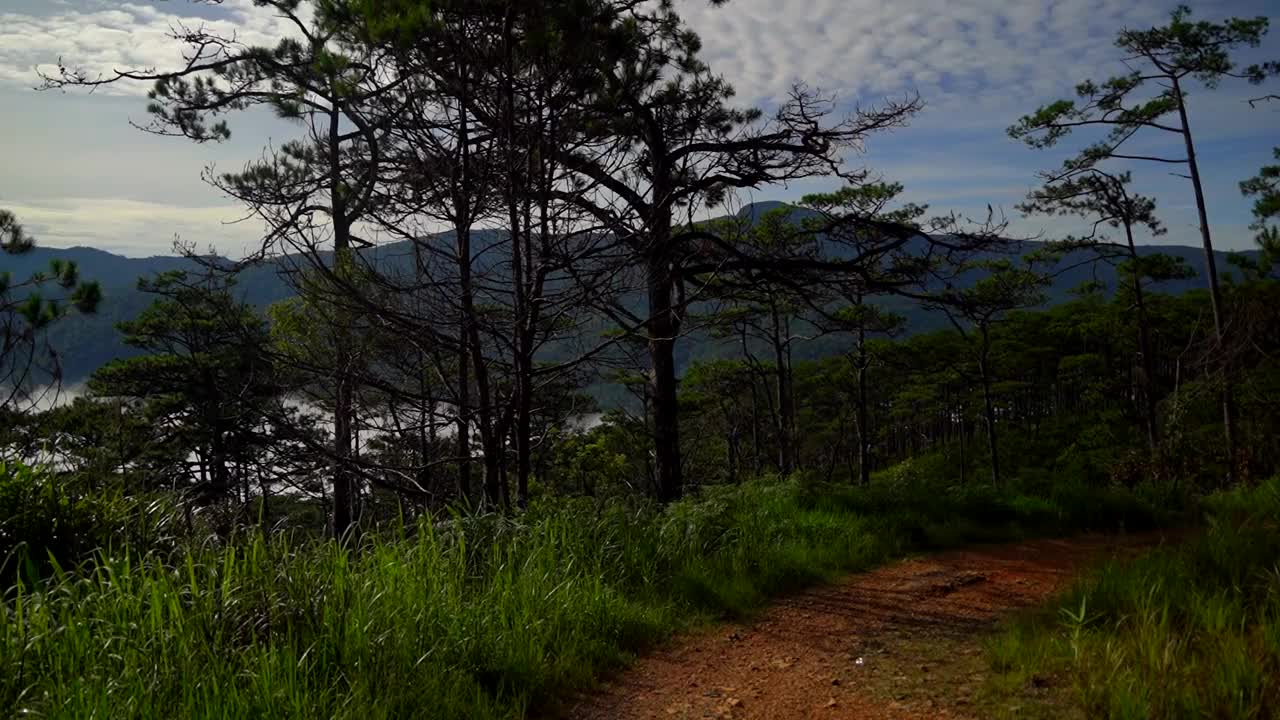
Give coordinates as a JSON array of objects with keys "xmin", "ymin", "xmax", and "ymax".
[
  {"xmin": 8, "ymin": 201, "xmax": 1256, "ymax": 386},
  {"xmin": 10, "ymin": 244, "xmax": 296, "ymax": 384}
]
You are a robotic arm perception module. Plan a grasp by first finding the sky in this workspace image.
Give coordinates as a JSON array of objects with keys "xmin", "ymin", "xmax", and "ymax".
[{"xmin": 0, "ymin": 0, "xmax": 1277, "ymax": 257}]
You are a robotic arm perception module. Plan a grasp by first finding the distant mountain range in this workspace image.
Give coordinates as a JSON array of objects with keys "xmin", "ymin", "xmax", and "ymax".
[
  {"xmin": 11, "ymin": 201, "xmax": 1254, "ymax": 387},
  {"xmin": 14, "ymin": 246, "xmax": 298, "ymax": 386}
]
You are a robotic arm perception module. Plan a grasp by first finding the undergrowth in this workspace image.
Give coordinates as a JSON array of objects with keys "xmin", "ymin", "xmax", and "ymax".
[
  {"xmin": 984, "ymin": 477, "xmax": 1280, "ymax": 719},
  {"xmin": 1, "ymin": 465, "xmax": 1186, "ymax": 719}
]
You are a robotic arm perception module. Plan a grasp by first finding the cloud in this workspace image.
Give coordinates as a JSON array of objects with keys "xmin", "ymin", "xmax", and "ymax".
[
  {"xmin": 2, "ymin": 0, "xmax": 1201, "ymax": 105},
  {"xmin": 668, "ymin": 0, "xmax": 1274, "ymax": 252},
  {"xmin": 675, "ymin": 0, "xmax": 1170, "ymax": 107},
  {"xmin": 676, "ymin": 0, "xmax": 1277, "ymax": 141},
  {"xmin": 0, "ymin": 0, "xmax": 307, "ymax": 95},
  {"xmin": 0, "ymin": 0, "xmax": 1272, "ymax": 257},
  {"xmin": 3, "ymin": 196, "xmax": 269, "ymax": 257}
]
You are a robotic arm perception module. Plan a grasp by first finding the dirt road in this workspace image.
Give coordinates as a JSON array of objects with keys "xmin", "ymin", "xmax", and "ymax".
[{"xmin": 564, "ymin": 533, "xmax": 1174, "ymax": 719}]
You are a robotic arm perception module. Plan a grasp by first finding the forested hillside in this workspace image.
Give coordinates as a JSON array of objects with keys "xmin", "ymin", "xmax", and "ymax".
[
  {"xmin": 1, "ymin": 1, "xmax": 1278, "ymax": 719},
  {"xmin": 21, "ymin": 215, "xmax": 1252, "ymax": 391}
]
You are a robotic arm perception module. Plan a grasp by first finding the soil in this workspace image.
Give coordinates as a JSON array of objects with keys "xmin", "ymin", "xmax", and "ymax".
[{"xmin": 561, "ymin": 532, "xmax": 1178, "ymax": 720}]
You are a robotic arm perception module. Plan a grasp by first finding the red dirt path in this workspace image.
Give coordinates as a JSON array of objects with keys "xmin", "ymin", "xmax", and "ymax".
[{"xmin": 562, "ymin": 533, "xmax": 1176, "ymax": 720}]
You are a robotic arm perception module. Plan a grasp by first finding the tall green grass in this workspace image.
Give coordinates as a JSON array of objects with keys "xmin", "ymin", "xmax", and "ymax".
[
  {"xmin": 0, "ymin": 461, "xmax": 179, "ymax": 588},
  {"xmin": 2, "ymin": 471, "xmax": 1180, "ymax": 719},
  {"xmin": 986, "ymin": 478, "xmax": 1280, "ymax": 719}
]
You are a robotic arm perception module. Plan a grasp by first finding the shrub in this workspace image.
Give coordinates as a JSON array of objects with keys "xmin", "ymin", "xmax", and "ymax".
[
  {"xmin": 0, "ymin": 462, "xmax": 177, "ymax": 588},
  {"xmin": 984, "ymin": 477, "xmax": 1280, "ymax": 719}
]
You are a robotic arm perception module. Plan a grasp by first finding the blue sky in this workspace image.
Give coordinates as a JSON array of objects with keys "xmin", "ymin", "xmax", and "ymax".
[{"xmin": 1, "ymin": 0, "xmax": 1277, "ymax": 257}]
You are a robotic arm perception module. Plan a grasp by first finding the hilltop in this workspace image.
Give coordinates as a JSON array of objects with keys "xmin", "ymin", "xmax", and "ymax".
[{"xmin": 22, "ymin": 201, "xmax": 1251, "ymax": 388}]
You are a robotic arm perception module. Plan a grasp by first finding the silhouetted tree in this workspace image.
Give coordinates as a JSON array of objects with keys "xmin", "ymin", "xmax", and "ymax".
[
  {"xmin": 1019, "ymin": 169, "xmax": 1172, "ymax": 449},
  {"xmin": 1009, "ymin": 5, "xmax": 1279, "ymax": 475},
  {"xmin": 931, "ymin": 260, "xmax": 1049, "ymax": 486},
  {"xmin": 90, "ymin": 273, "xmax": 289, "ymax": 527},
  {"xmin": 1241, "ymin": 146, "xmax": 1280, "ymax": 262},
  {"xmin": 43, "ymin": 0, "xmax": 409, "ymax": 536},
  {"xmin": 547, "ymin": 0, "xmax": 922, "ymax": 501}
]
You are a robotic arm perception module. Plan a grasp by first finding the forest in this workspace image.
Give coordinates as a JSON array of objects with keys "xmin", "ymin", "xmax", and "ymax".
[{"xmin": 1, "ymin": 1, "xmax": 1279, "ymax": 718}]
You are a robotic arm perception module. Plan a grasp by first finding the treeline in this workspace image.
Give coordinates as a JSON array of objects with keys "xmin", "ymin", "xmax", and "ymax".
[
  {"xmin": 671, "ymin": 271, "xmax": 1280, "ymax": 493},
  {"xmin": 0, "ymin": 1, "xmax": 1276, "ymax": 543}
]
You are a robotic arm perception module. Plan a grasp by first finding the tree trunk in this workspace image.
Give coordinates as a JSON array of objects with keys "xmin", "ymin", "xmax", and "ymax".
[
  {"xmin": 750, "ymin": 383, "xmax": 763, "ymax": 475},
  {"xmin": 1173, "ymin": 76, "xmax": 1237, "ymax": 479},
  {"xmin": 239, "ymin": 458, "xmax": 250, "ymax": 522},
  {"xmin": 257, "ymin": 467, "xmax": 270, "ymax": 531},
  {"xmin": 979, "ymin": 352, "xmax": 1001, "ymax": 487},
  {"xmin": 456, "ymin": 345, "xmax": 472, "ymax": 503},
  {"xmin": 501, "ymin": 5, "xmax": 532, "ymax": 510},
  {"xmin": 329, "ymin": 102, "xmax": 356, "ymax": 540},
  {"xmin": 742, "ymin": 327, "xmax": 764, "ymax": 475},
  {"xmin": 513, "ymin": 369, "xmax": 532, "ymax": 509},
  {"xmin": 647, "ymin": 247, "xmax": 683, "ymax": 503},
  {"xmin": 450, "ymin": 77, "xmax": 501, "ymax": 510},
  {"xmin": 771, "ymin": 304, "xmax": 794, "ymax": 475},
  {"xmin": 474, "ymin": 375, "xmax": 501, "ymax": 509},
  {"xmin": 416, "ymin": 385, "xmax": 432, "ymax": 495},
  {"xmin": 331, "ymin": 300, "xmax": 355, "ymax": 537},
  {"xmin": 856, "ymin": 329, "xmax": 871, "ymax": 486},
  {"xmin": 196, "ymin": 449, "xmax": 209, "ymax": 496},
  {"xmin": 726, "ymin": 427, "xmax": 738, "ymax": 485},
  {"xmin": 784, "ymin": 314, "xmax": 800, "ymax": 471},
  {"xmin": 409, "ymin": 239, "xmax": 435, "ymax": 499},
  {"xmin": 460, "ymin": 220, "xmax": 500, "ymax": 509},
  {"xmin": 1122, "ymin": 220, "xmax": 1160, "ymax": 452},
  {"xmin": 208, "ymin": 418, "xmax": 230, "ymax": 502}
]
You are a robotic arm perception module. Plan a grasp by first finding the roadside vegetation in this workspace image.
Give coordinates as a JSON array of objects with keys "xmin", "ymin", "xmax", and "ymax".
[
  {"xmin": 985, "ymin": 477, "xmax": 1280, "ymax": 720},
  {"xmin": 2, "ymin": 459, "xmax": 1188, "ymax": 720}
]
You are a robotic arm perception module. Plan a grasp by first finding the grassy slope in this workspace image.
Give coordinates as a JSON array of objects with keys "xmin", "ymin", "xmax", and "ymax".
[
  {"xmin": 983, "ymin": 478, "xmax": 1280, "ymax": 719},
  {"xmin": 2, "ymin": 474, "xmax": 1180, "ymax": 719}
]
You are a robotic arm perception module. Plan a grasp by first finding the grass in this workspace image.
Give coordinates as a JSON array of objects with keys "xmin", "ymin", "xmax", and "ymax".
[
  {"xmin": 983, "ymin": 477, "xmax": 1280, "ymax": 719},
  {"xmin": 1, "ymin": 470, "xmax": 1185, "ymax": 719}
]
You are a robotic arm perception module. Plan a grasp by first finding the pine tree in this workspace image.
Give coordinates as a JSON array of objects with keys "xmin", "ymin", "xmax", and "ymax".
[
  {"xmin": 1009, "ymin": 5, "xmax": 1279, "ymax": 477},
  {"xmin": 0, "ymin": 210, "xmax": 100, "ymax": 413}
]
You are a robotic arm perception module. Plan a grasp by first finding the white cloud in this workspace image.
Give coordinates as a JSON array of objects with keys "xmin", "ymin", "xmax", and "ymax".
[
  {"xmin": 675, "ymin": 0, "xmax": 1170, "ymax": 108},
  {"xmin": 0, "ymin": 0, "xmax": 1273, "ymax": 257},
  {"xmin": 0, "ymin": 1, "xmax": 315, "ymax": 256},
  {"xmin": 0, "ymin": 0, "xmax": 307, "ymax": 95},
  {"xmin": 1, "ymin": 0, "xmax": 1204, "ymax": 104},
  {"xmin": 669, "ymin": 0, "xmax": 1275, "ymax": 252},
  {"xmin": 3, "ymin": 196, "xmax": 269, "ymax": 256},
  {"xmin": 676, "ymin": 0, "xmax": 1278, "ymax": 142}
]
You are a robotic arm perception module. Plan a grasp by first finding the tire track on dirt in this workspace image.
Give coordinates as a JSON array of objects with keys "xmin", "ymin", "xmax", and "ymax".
[{"xmin": 562, "ymin": 533, "xmax": 1177, "ymax": 720}]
